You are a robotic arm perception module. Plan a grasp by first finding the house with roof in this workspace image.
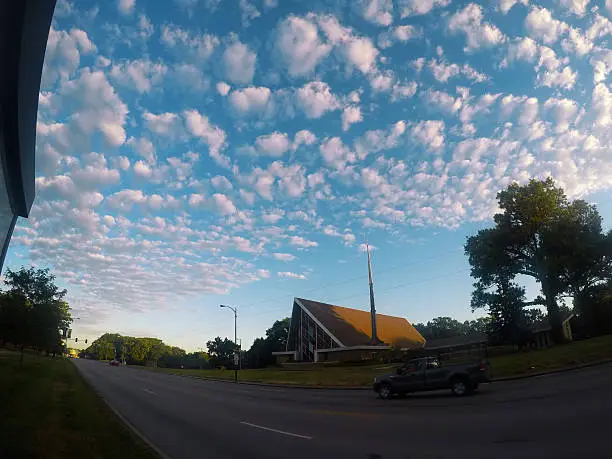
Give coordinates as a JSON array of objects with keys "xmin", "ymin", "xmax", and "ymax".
[{"xmin": 272, "ymin": 298, "xmax": 425, "ymax": 363}]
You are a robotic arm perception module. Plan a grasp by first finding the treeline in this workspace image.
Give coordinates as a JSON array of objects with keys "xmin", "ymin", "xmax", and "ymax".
[
  {"xmin": 0, "ymin": 267, "xmax": 72, "ymax": 355},
  {"xmin": 83, "ymin": 318, "xmax": 290, "ymax": 370},
  {"xmin": 82, "ymin": 333, "xmax": 209, "ymax": 369},
  {"xmin": 412, "ymin": 309, "xmax": 572, "ymax": 342},
  {"xmin": 465, "ymin": 178, "xmax": 612, "ymax": 345}
]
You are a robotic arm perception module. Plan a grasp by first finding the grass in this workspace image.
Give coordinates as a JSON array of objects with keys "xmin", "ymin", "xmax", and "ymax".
[
  {"xmin": 151, "ymin": 334, "xmax": 612, "ymax": 387},
  {"xmin": 488, "ymin": 334, "xmax": 612, "ymax": 378},
  {"xmin": 0, "ymin": 350, "xmax": 158, "ymax": 459},
  {"xmin": 153, "ymin": 364, "xmax": 395, "ymax": 387}
]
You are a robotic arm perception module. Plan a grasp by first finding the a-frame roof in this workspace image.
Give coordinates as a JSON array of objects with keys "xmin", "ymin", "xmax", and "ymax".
[{"xmin": 294, "ymin": 298, "xmax": 425, "ymax": 348}]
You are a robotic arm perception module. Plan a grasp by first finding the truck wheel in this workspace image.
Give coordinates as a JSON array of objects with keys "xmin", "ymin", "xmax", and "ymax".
[
  {"xmin": 378, "ymin": 383, "xmax": 392, "ymax": 400},
  {"xmin": 450, "ymin": 377, "xmax": 472, "ymax": 396}
]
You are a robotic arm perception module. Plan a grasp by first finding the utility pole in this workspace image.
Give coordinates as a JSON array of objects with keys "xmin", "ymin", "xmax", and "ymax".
[{"xmin": 220, "ymin": 304, "xmax": 238, "ymax": 383}]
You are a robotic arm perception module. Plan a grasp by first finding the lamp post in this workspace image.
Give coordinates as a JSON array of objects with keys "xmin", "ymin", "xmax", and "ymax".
[{"xmin": 220, "ymin": 304, "xmax": 238, "ymax": 383}]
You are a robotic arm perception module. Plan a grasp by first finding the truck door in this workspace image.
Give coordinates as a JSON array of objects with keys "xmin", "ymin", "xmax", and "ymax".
[
  {"xmin": 398, "ymin": 359, "xmax": 425, "ymax": 392},
  {"xmin": 424, "ymin": 358, "xmax": 448, "ymax": 389}
]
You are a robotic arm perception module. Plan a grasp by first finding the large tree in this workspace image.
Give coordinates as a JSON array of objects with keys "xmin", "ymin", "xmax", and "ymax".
[
  {"xmin": 206, "ymin": 337, "xmax": 236, "ymax": 368},
  {"xmin": 0, "ymin": 266, "xmax": 72, "ymax": 354},
  {"xmin": 466, "ymin": 178, "xmax": 611, "ymax": 343}
]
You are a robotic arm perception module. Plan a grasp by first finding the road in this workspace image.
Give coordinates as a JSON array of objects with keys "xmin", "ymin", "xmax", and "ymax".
[{"xmin": 73, "ymin": 359, "xmax": 612, "ymax": 459}]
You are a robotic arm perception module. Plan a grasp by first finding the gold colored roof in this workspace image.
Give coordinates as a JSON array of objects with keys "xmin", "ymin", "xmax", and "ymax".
[{"xmin": 296, "ymin": 298, "xmax": 425, "ymax": 348}]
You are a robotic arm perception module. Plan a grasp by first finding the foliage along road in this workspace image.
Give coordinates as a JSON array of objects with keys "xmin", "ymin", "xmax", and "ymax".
[{"xmin": 73, "ymin": 358, "xmax": 611, "ymax": 459}]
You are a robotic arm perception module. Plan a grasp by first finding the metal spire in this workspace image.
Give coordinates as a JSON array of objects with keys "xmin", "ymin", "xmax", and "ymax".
[{"xmin": 367, "ymin": 240, "xmax": 381, "ymax": 345}]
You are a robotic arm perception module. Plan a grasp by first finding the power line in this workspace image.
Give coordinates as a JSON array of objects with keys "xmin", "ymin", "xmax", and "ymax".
[
  {"xmin": 241, "ymin": 246, "xmax": 463, "ymax": 310},
  {"xmin": 247, "ymin": 267, "xmax": 471, "ymax": 317}
]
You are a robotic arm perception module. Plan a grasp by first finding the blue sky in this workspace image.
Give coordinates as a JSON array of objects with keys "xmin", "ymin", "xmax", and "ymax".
[{"xmin": 4, "ymin": 0, "xmax": 612, "ymax": 350}]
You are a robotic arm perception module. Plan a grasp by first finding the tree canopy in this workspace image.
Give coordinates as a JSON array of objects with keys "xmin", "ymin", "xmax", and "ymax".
[
  {"xmin": 465, "ymin": 178, "xmax": 612, "ymax": 343},
  {"xmin": 0, "ymin": 266, "xmax": 72, "ymax": 354}
]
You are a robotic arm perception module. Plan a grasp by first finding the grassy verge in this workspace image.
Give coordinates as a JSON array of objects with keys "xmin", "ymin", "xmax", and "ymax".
[
  {"xmin": 0, "ymin": 350, "xmax": 157, "ymax": 459},
  {"xmin": 153, "ymin": 364, "xmax": 394, "ymax": 387},
  {"xmin": 149, "ymin": 334, "xmax": 612, "ymax": 387},
  {"xmin": 489, "ymin": 334, "xmax": 612, "ymax": 378}
]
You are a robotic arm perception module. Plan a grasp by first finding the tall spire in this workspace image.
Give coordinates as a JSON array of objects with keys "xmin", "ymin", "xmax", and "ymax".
[{"xmin": 367, "ymin": 240, "xmax": 381, "ymax": 345}]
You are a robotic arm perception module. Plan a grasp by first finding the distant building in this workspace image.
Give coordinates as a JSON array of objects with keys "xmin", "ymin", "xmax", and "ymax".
[
  {"xmin": 273, "ymin": 298, "xmax": 425, "ymax": 363},
  {"xmin": 0, "ymin": 1, "xmax": 57, "ymax": 269}
]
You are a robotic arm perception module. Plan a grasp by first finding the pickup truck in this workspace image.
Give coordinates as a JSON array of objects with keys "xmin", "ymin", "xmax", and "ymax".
[{"xmin": 373, "ymin": 357, "xmax": 491, "ymax": 399}]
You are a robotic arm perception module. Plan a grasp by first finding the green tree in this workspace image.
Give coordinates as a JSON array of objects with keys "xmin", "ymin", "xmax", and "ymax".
[
  {"xmin": 466, "ymin": 178, "xmax": 610, "ymax": 343},
  {"xmin": 206, "ymin": 337, "xmax": 236, "ymax": 368},
  {"xmin": 0, "ymin": 266, "xmax": 72, "ymax": 354}
]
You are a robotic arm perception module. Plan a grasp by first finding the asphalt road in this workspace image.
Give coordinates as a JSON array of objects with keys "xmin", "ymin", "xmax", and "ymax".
[{"xmin": 73, "ymin": 359, "xmax": 612, "ymax": 459}]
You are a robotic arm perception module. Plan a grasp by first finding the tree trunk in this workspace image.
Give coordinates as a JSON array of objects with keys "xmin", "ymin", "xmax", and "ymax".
[{"xmin": 542, "ymin": 280, "xmax": 564, "ymax": 344}]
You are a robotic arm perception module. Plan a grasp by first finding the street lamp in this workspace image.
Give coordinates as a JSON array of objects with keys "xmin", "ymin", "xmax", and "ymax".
[{"xmin": 219, "ymin": 304, "xmax": 238, "ymax": 383}]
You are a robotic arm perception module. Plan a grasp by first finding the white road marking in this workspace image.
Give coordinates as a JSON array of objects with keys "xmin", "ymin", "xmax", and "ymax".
[
  {"xmin": 143, "ymin": 388, "xmax": 156, "ymax": 395},
  {"xmin": 240, "ymin": 421, "xmax": 312, "ymax": 440}
]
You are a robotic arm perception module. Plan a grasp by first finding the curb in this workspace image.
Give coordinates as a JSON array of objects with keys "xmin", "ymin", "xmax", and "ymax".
[
  {"xmin": 490, "ymin": 358, "xmax": 612, "ymax": 382},
  {"xmin": 103, "ymin": 401, "xmax": 170, "ymax": 459},
  {"xmin": 138, "ymin": 358, "xmax": 612, "ymax": 391},
  {"xmin": 71, "ymin": 361, "xmax": 169, "ymax": 459}
]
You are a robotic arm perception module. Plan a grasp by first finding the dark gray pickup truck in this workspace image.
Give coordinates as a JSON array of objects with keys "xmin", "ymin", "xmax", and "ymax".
[{"xmin": 373, "ymin": 357, "xmax": 491, "ymax": 398}]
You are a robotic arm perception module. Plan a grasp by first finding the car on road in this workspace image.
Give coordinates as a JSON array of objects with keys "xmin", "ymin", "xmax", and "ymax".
[
  {"xmin": 373, "ymin": 357, "xmax": 491, "ymax": 399},
  {"xmin": 109, "ymin": 359, "xmax": 121, "ymax": 366}
]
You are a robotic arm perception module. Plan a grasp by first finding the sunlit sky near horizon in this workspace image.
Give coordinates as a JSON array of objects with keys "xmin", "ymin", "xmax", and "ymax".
[{"xmin": 4, "ymin": 0, "xmax": 612, "ymax": 351}]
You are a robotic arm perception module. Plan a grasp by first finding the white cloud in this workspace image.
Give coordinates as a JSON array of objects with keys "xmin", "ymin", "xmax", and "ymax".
[
  {"xmin": 216, "ymin": 81, "xmax": 231, "ymax": 96},
  {"xmin": 592, "ymin": 82, "xmax": 612, "ymax": 127},
  {"xmin": 378, "ymin": 25, "xmax": 420, "ymax": 49},
  {"xmin": 42, "ymin": 28, "xmax": 97, "ymax": 87},
  {"xmin": 211, "ymin": 175, "xmax": 233, "ymax": 191},
  {"xmin": 296, "ymin": 81, "xmax": 340, "ymax": 118},
  {"xmin": 274, "ymin": 15, "xmax": 331, "ymax": 77},
  {"xmin": 160, "ymin": 25, "xmax": 219, "ymax": 60},
  {"xmin": 273, "ymin": 253, "xmax": 296, "ymax": 261},
  {"xmin": 110, "ymin": 59, "xmax": 167, "ymax": 93},
  {"xmin": 391, "ymin": 81, "xmax": 418, "ymax": 101},
  {"xmin": 343, "ymin": 36, "xmax": 379, "ymax": 74},
  {"xmin": 53, "ymin": 69, "xmax": 128, "ymax": 148},
  {"xmin": 106, "ymin": 189, "xmax": 146, "ymax": 210},
  {"xmin": 143, "ymin": 112, "xmax": 182, "ymax": 138},
  {"xmin": 293, "ymin": 130, "xmax": 317, "ymax": 150},
  {"xmin": 127, "ymin": 137, "xmax": 156, "ymax": 164},
  {"xmin": 561, "ymin": 28, "xmax": 593, "ymax": 56},
  {"xmin": 538, "ymin": 66, "xmax": 577, "ymax": 90},
  {"xmin": 183, "ymin": 109, "xmax": 228, "ymax": 167},
  {"xmin": 239, "ymin": 0, "xmax": 260, "ymax": 26},
  {"xmin": 255, "ymin": 132, "xmax": 291, "ymax": 157},
  {"xmin": 212, "ymin": 193, "xmax": 237, "ymax": 215},
  {"xmin": 342, "ymin": 106, "xmax": 363, "ymax": 131},
  {"xmin": 556, "ymin": 0, "xmax": 590, "ymax": 16},
  {"xmin": 586, "ymin": 14, "xmax": 612, "ymax": 41},
  {"xmin": 316, "ymin": 15, "xmax": 379, "ymax": 74},
  {"xmin": 133, "ymin": 160, "xmax": 152, "ymax": 178},
  {"xmin": 277, "ymin": 271, "xmax": 307, "ymax": 279},
  {"xmin": 289, "ymin": 236, "xmax": 318, "ymax": 248},
  {"xmin": 222, "ymin": 39, "xmax": 257, "ymax": 84},
  {"xmin": 320, "ymin": 137, "xmax": 356, "ymax": 170},
  {"xmin": 356, "ymin": 0, "xmax": 393, "ymax": 26},
  {"xmin": 428, "ymin": 59, "xmax": 488, "ymax": 83},
  {"xmin": 411, "ymin": 120, "xmax": 445, "ymax": 150},
  {"xmin": 448, "ymin": 4, "xmax": 506, "ymax": 52},
  {"xmin": 269, "ymin": 161, "xmax": 307, "ymax": 197},
  {"xmin": 229, "ymin": 86, "xmax": 272, "ymax": 115},
  {"xmin": 543, "ymin": 97, "xmax": 579, "ymax": 133},
  {"xmin": 496, "ymin": 0, "xmax": 529, "ymax": 14},
  {"xmin": 354, "ymin": 121, "xmax": 407, "ymax": 159},
  {"xmin": 115, "ymin": 156, "xmax": 131, "ymax": 170},
  {"xmin": 524, "ymin": 6, "xmax": 569, "ymax": 44},
  {"xmin": 398, "ymin": 0, "xmax": 451, "ymax": 18},
  {"xmin": 118, "ymin": 0, "xmax": 135, "ymax": 15}
]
